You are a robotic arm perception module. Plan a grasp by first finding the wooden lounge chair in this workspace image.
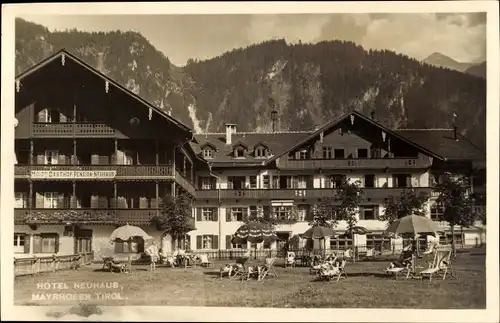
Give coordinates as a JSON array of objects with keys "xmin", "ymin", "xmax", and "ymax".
[
  {"xmin": 419, "ymin": 247, "xmax": 456, "ymax": 282},
  {"xmin": 317, "ymin": 259, "xmax": 347, "ymax": 282},
  {"xmin": 258, "ymin": 257, "xmax": 278, "ymax": 280}
]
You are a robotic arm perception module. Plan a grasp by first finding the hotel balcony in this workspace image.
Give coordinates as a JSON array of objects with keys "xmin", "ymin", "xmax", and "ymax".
[
  {"xmin": 195, "ymin": 187, "xmax": 433, "ymax": 201},
  {"xmin": 276, "ymin": 157, "xmax": 432, "ymax": 170},
  {"xmin": 14, "ymin": 165, "xmax": 195, "ymax": 196},
  {"xmin": 31, "ymin": 123, "xmax": 116, "ymax": 138},
  {"xmin": 14, "ymin": 208, "xmax": 196, "ymax": 229}
]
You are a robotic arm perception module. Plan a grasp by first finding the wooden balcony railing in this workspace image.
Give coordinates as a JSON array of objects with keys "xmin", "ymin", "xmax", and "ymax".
[
  {"xmin": 196, "ymin": 187, "xmax": 433, "ymax": 200},
  {"xmin": 32, "ymin": 123, "xmax": 115, "ymax": 137},
  {"xmin": 15, "ymin": 164, "xmax": 174, "ymax": 180},
  {"xmin": 14, "ymin": 208, "xmax": 196, "ymax": 229},
  {"xmin": 174, "ymin": 168, "xmax": 196, "ymax": 196},
  {"xmin": 276, "ymin": 157, "xmax": 432, "ymax": 170}
]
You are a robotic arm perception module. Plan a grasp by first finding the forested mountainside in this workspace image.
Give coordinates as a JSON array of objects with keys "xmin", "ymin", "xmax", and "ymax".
[{"xmin": 16, "ymin": 18, "xmax": 486, "ymax": 150}]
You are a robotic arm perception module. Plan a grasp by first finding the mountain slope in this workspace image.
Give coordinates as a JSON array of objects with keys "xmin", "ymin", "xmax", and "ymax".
[
  {"xmin": 15, "ymin": 18, "xmax": 486, "ymax": 151},
  {"xmin": 422, "ymin": 52, "xmax": 475, "ymax": 72},
  {"xmin": 465, "ymin": 62, "xmax": 486, "ymax": 78}
]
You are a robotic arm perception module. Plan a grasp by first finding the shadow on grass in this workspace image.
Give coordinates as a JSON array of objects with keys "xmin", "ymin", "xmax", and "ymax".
[{"xmin": 203, "ymin": 271, "xmax": 222, "ymax": 277}]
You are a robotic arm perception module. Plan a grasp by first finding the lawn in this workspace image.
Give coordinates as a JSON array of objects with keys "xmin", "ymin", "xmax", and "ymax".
[{"xmin": 15, "ymin": 248, "xmax": 486, "ymax": 309}]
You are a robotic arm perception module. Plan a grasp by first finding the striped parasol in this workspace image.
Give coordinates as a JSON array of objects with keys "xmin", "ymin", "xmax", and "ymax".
[{"xmin": 231, "ymin": 222, "xmax": 278, "ymax": 245}]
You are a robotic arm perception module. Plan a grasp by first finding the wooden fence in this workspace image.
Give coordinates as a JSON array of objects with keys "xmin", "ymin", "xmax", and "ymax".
[{"xmin": 14, "ymin": 252, "xmax": 94, "ymax": 277}]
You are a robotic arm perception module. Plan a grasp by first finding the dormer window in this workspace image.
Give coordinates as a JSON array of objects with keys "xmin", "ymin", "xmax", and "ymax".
[
  {"xmin": 232, "ymin": 141, "xmax": 248, "ymax": 159},
  {"xmin": 200, "ymin": 143, "xmax": 217, "ymax": 159},
  {"xmin": 254, "ymin": 142, "xmax": 269, "ymax": 158},
  {"xmin": 203, "ymin": 148, "xmax": 214, "ymax": 159},
  {"xmin": 234, "ymin": 147, "xmax": 245, "ymax": 158}
]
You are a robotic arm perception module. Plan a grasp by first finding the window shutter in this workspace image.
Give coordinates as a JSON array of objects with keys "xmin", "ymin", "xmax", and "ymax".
[
  {"xmin": 91, "ymin": 154, "xmax": 99, "ymax": 165},
  {"xmin": 24, "ymin": 234, "xmax": 30, "ymax": 253},
  {"xmin": 226, "ymin": 235, "xmax": 232, "ymax": 249},
  {"xmin": 139, "ymin": 197, "xmax": 148, "ymax": 209},
  {"xmin": 38, "ymin": 109, "xmax": 47, "ymax": 122},
  {"xmin": 211, "ymin": 177, "xmax": 217, "ymax": 189},
  {"xmin": 90, "ymin": 195, "xmax": 99, "ymax": 209},
  {"xmin": 242, "ymin": 208, "xmax": 248, "ymax": 221},
  {"xmin": 288, "ymin": 177, "xmax": 293, "ymax": 189},
  {"xmin": 35, "ymin": 192, "xmax": 44, "ymax": 208},
  {"xmin": 196, "ymin": 208, "xmax": 202, "ymax": 221},
  {"xmin": 58, "ymin": 154, "xmax": 66, "ymax": 165},
  {"xmin": 212, "ymin": 235, "xmax": 219, "ymax": 250},
  {"xmin": 406, "ymin": 176, "xmax": 411, "ymax": 187},
  {"xmin": 54, "ymin": 234, "xmax": 60, "ymax": 253},
  {"xmin": 226, "ymin": 208, "xmax": 232, "ymax": 222},
  {"xmin": 36, "ymin": 154, "xmax": 44, "ymax": 165},
  {"xmin": 185, "ymin": 235, "xmax": 191, "ymax": 250},
  {"xmin": 33, "ymin": 235, "xmax": 42, "ymax": 253},
  {"xmin": 59, "ymin": 112, "xmax": 67, "ymax": 123},
  {"xmin": 392, "ymin": 175, "xmax": 398, "ymax": 187},
  {"xmin": 212, "ymin": 208, "xmax": 218, "ymax": 222},
  {"xmin": 308, "ymin": 176, "xmax": 314, "ymax": 188},
  {"xmin": 196, "ymin": 235, "xmax": 202, "ymax": 249},
  {"xmin": 374, "ymin": 206, "xmax": 379, "ymax": 219}
]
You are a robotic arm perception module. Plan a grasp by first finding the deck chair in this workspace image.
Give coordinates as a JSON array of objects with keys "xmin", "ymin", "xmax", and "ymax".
[
  {"xmin": 343, "ymin": 248, "xmax": 353, "ymax": 261},
  {"xmin": 198, "ymin": 254, "xmax": 215, "ymax": 268},
  {"xmin": 110, "ymin": 257, "xmax": 132, "ymax": 274},
  {"xmin": 258, "ymin": 257, "xmax": 278, "ymax": 280},
  {"xmin": 284, "ymin": 252, "xmax": 296, "ymax": 268},
  {"xmin": 365, "ymin": 248, "xmax": 375, "ymax": 259},
  {"xmin": 419, "ymin": 247, "xmax": 456, "ymax": 282},
  {"xmin": 317, "ymin": 259, "xmax": 347, "ymax": 282}
]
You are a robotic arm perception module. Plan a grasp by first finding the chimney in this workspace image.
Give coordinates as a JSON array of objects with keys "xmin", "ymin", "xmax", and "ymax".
[
  {"xmin": 225, "ymin": 123, "xmax": 236, "ymax": 145},
  {"xmin": 370, "ymin": 110, "xmax": 375, "ymax": 120}
]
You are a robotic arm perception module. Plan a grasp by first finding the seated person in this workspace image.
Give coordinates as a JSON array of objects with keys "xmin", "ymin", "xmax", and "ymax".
[{"xmin": 386, "ymin": 243, "xmax": 413, "ymax": 272}]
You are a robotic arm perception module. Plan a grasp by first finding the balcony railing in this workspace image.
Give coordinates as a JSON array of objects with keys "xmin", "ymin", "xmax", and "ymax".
[
  {"xmin": 15, "ymin": 165, "xmax": 174, "ymax": 180},
  {"xmin": 277, "ymin": 157, "xmax": 432, "ymax": 170},
  {"xmin": 14, "ymin": 208, "xmax": 196, "ymax": 229},
  {"xmin": 174, "ymin": 168, "xmax": 196, "ymax": 195},
  {"xmin": 196, "ymin": 187, "xmax": 433, "ymax": 200},
  {"xmin": 32, "ymin": 123, "xmax": 115, "ymax": 137}
]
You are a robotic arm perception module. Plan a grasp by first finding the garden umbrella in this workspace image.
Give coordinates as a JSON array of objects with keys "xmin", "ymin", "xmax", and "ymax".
[
  {"xmin": 110, "ymin": 224, "xmax": 154, "ymax": 242},
  {"xmin": 384, "ymin": 215, "xmax": 439, "ymax": 274},
  {"xmin": 231, "ymin": 222, "xmax": 278, "ymax": 244},
  {"xmin": 231, "ymin": 222, "xmax": 278, "ymax": 258},
  {"xmin": 302, "ymin": 226, "xmax": 337, "ymax": 253}
]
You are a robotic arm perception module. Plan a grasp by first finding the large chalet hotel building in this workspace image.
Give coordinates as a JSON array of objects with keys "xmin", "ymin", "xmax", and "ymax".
[{"xmin": 13, "ymin": 50, "xmax": 486, "ymax": 259}]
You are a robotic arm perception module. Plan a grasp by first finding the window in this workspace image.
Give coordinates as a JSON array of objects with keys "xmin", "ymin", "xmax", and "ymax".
[
  {"xmin": 366, "ymin": 233, "xmax": 391, "ymax": 250},
  {"xmin": 115, "ymin": 237, "xmax": 144, "ymax": 253},
  {"xmin": 249, "ymin": 205, "xmax": 258, "ymax": 217},
  {"xmin": 45, "ymin": 150, "xmax": 59, "ymax": 165},
  {"xmin": 430, "ymin": 203, "xmax": 445, "ymax": 220},
  {"xmin": 334, "ymin": 149, "xmax": 345, "ymax": 159},
  {"xmin": 201, "ymin": 208, "xmax": 215, "ymax": 221},
  {"xmin": 298, "ymin": 149, "xmax": 309, "ymax": 160},
  {"xmin": 196, "ymin": 235, "xmax": 218, "ymax": 249},
  {"xmin": 295, "ymin": 176, "xmax": 308, "ymax": 189},
  {"xmin": 393, "ymin": 174, "xmax": 411, "ymax": 188},
  {"xmin": 439, "ymin": 233, "xmax": 463, "ymax": 246},
  {"xmin": 357, "ymin": 148, "xmax": 368, "ymax": 158},
  {"xmin": 202, "ymin": 148, "xmax": 213, "ymax": 159},
  {"xmin": 273, "ymin": 206, "xmax": 293, "ymax": 221},
  {"xmin": 322, "ymin": 146, "xmax": 333, "ymax": 159},
  {"xmin": 14, "ymin": 233, "xmax": 27, "ymax": 253},
  {"xmin": 249, "ymin": 176, "xmax": 257, "ymax": 189},
  {"xmin": 227, "ymin": 176, "xmax": 245, "ymax": 189},
  {"xmin": 15, "ymin": 192, "xmax": 28, "ymax": 208},
  {"xmin": 234, "ymin": 148, "xmax": 245, "ymax": 158},
  {"xmin": 33, "ymin": 233, "xmax": 59, "ymax": 254},
  {"xmin": 200, "ymin": 176, "xmax": 215, "ymax": 190},
  {"xmin": 359, "ymin": 205, "xmax": 378, "ymax": 220},
  {"xmin": 227, "ymin": 235, "xmax": 247, "ymax": 249},
  {"xmin": 41, "ymin": 192, "xmax": 66, "ymax": 209},
  {"xmin": 122, "ymin": 150, "xmax": 134, "ymax": 165},
  {"xmin": 364, "ymin": 174, "xmax": 375, "ymax": 188},
  {"xmin": 296, "ymin": 205, "xmax": 309, "ymax": 222},
  {"xmin": 255, "ymin": 147, "xmax": 267, "ymax": 158},
  {"xmin": 74, "ymin": 229, "xmax": 92, "ymax": 253},
  {"xmin": 329, "ymin": 236, "xmax": 352, "ymax": 250},
  {"xmin": 325, "ymin": 175, "xmax": 345, "ymax": 188},
  {"xmin": 262, "ymin": 175, "xmax": 270, "ymax": 189},
  {"xmin": 230, "ymin": 208, "xmax": 244, "ymax": 221},
  {"xmin": 37, "ymin": 108, "xmax": 62, "ymax": 123}
]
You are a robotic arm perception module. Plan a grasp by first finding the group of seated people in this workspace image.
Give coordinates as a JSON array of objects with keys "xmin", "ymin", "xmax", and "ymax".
[{"xmin": 385, "ymin": 238, "xmax": 440, "ymax": 273}]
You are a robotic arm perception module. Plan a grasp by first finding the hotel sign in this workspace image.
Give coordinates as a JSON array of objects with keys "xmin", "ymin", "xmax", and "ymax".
[{"xmin": 30, "ymin": 170, "xmax": 117, "ymax": 179}]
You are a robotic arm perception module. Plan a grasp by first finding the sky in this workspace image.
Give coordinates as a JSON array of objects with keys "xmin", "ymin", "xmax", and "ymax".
[{"xmin": 18, "ymin": 13, "xmax": 487, "ymax": 66}]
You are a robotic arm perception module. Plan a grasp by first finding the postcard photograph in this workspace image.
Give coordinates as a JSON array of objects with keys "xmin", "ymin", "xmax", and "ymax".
[{"xmin": 1, "ymin": 1, "xmax": 499, "ymax": 322}]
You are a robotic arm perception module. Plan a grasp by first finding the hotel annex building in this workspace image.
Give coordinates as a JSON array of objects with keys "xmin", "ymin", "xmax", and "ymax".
[{"xmin": 14, "ymin": 50, "xmax": 486, "ymax": 259}]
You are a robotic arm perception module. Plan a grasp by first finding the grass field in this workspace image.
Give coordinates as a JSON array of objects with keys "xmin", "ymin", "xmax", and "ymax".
[{"xmin": 15, "ymin": 248, "xmax": 486, "ymax": 309}]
